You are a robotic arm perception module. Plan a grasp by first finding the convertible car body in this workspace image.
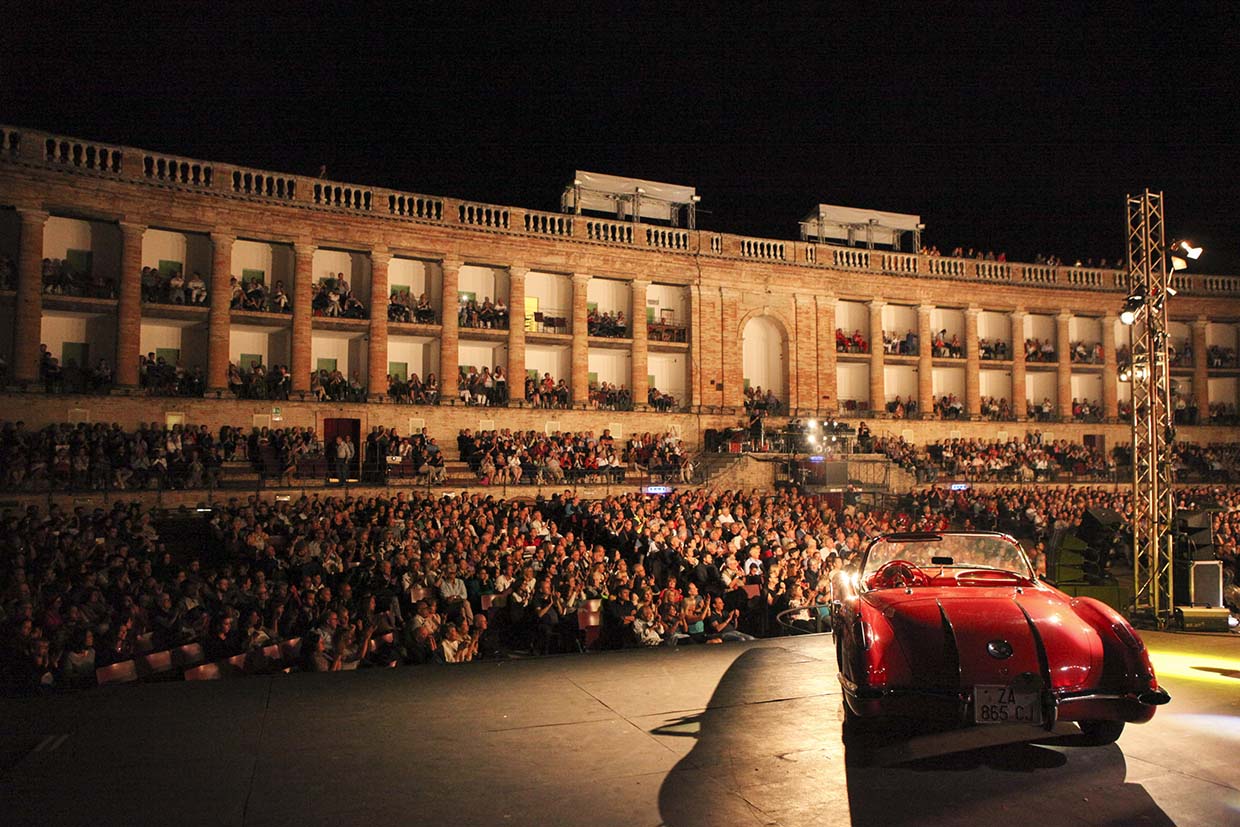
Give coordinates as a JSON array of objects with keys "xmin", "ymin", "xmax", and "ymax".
[{"xmin": 834, "ymin": 532, "xmax": 1169, "ymax": 744}]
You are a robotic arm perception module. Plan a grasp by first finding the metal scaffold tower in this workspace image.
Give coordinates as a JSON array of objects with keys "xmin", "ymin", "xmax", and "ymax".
[{"xmin": 1125, "ymin": 190, "xmax": 1175, "ymax": 625}]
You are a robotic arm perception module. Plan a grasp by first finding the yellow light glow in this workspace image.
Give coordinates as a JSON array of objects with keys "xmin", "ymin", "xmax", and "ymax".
[{"xmin": 1147, "ymin": 648, "xmax": 1240, "ymax": 685}]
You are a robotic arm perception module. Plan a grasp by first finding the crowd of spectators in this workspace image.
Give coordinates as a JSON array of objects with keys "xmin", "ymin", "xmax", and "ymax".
[
  {"xmin": 230, "ymin": 362, "xmax": 292, "ymax": 400},
  {"xmin": 388, "ymin": 291, "xmax": 436, "ymax": 324},
  {"xmin": 978, "ymin": 338, "xmax": 1011, "ymax": 360},
  {"xmin": 648, "ymin": 386, "xmax": 678, "ymax": 412},
  {"xmin": 525, "ymin": 374, "xmax": 570, "ymax": 408},
  {"xmin": 744, "ymin": 386, "xmax": 782, "ymax": 415},
  {"xmin": 42, "ymin": 258, "xmax": 115, "ymax": 299},
  {"xmin": 587, "ymin": 309, "xmax": 628, "ymax": 338},
  {"xmin": 872, "ymin": 433, "xmax": 1115, "ymax": 483},
  {"xmin": 836, "ymin": 328, "xmax": 869, "ymax": 353},
  {"xmin": 38, "ymin": 346, "xmax": 113, "ymax": 395},
  {"xmin": 980, "ymin": 395, "xmax": 1015, "ymax": 421},
  {"xmin": 589, "ymin": 382, "xmax": 632, "ymax": 411},
  {"xmin": 459, "ymin": 297, "xmax": 508, "ymax": 329},
  {"xmin": 1024, "ymin": 338, "xmax": 1057, "ymax": 362},
  {"xmin": 3, "ymin": 441, "xmax": 1238, "ymax": 691},
  {"xmin": 231, "ymin": 277, "xmax": 290, "ymax": 314},
  {"xmin": 311, "ymin": 275, "xmax": 366, "ymax": 318},
  {"xmin": 139, "ymin": 354, "xmax": 205, "ymax": 398},
  {"xmin": 885, "ymin": 396, "xmax": 918, "ymax": 419},
  {"xmin": 0, "ymin": 419, "xmax": 325, "ymax": 493},
  {"xmin": 458, "ymin": 367, "xmax": 507, "ymax": 406},
  {"xmin": 1207, "ymin": 345, "xmax": 1238, "ymax": 368},
  {"xmin": 141, "ymin": 267, "xmax": 209, "ymax": 306},
  {"xmin": 387, "ymin": 372, "xmax": 441, "ymax": 405},
  {"xmin": 932, "ymin": 330, "xmax": 963, "ymax": 358},
  {"xmin": 882, "ymin": 330, "xmax": 918, "ymax": 355},
  {"xmin": 312, "ymin": 369, "xmax": 365, "ymax": 403},
  {"xmin": 1071, "ymin": 398, "xmax": 1103, "ymax": 422},
  {"xmin": 1070, "ymin": 340, "xmax": 1104, "ymax": 364}
]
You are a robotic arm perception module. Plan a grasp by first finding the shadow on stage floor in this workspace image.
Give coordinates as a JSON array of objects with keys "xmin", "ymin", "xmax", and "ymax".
[{"xmin": 655, "ymin": 647, "xmax": 1175, "ymax": 827}]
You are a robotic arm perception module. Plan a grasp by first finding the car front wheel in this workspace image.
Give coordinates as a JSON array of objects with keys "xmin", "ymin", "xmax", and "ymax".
[{"xmin": 1076, "ymin": 719, "xmax": 1125, "ymax": 745}]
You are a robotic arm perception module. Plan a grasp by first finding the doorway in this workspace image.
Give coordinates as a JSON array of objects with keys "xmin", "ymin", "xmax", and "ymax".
[{"xmin": 323, "ymin": 417, "xmax": 361, "ymax": 482}]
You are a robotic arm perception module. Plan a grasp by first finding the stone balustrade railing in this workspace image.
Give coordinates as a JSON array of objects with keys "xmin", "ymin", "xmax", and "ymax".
[{"xmin": 4, "ymin": 123, "xmax": 1239, "ymax": 297}]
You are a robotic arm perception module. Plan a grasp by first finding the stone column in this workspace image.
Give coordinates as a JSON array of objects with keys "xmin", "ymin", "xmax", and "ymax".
[
  {"xmin": 630, "ymin": 278, "xmax": 650, "ymax": 406},
  {"xmin": 917, "ymin": 303, "xmax": 934, "ymax": 416},
  {"xmin": 291, "ymin": 242, "xmax": 315, "ymax": 394},
  {"xmin": 571, "ymin": 272, "xmax": 590, "ymax": 406},
  {"xmin": 14, "ymin": 208, "xmax": 48, "ymax": 383},
  {"xmin": 689, "ymin": 284, "xmax": 705, "ymax": 409},
  {"xmin": 816, "ymin": 295, "xmax": 837, "ymax": 415},
  {"xmin": 115, "ymin": 222, "xmax": 146, "ymax": 387},
  {"xmin": 367, "ymin": 249, "xmax": 391, "ymax": 400},
  {"xmin": 507, "ymin": 266, "xmax": 527, "ymax": 405},
  {"xmin": 1011, "ymin": 309, "xmax": 1027, "ymax": 421},
  {"xmin": 1102, "ymin": 313, "xmax": 1119, "ymax": 421},
  {"xmin": 207, "ymin": 232, "xmax": 235, "ymax": 392},
  {"xmin": 965, "ymin": 306, "xmax": 981, "ymax": 419},
  {"xmin": 868, "ymin": 300, "xmax": 885, "ymax": 415},
  {"xmin": 1192, "ymin": 317, "xmax": 1210, "ymax": 423},
  {"xmin": 439, "ymin": 259, "xmax": 462, "ymax": 397},
  {"xmin": 720, "ymin": 287, "xmax": 743, "ymax": 409},
  {"xmin": 1056, "ymin": 310, "xmax": 1073, "ymax": 420}
]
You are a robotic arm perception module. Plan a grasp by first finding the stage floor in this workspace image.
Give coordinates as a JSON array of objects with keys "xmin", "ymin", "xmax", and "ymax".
[{"xmin": 2, "ymin": 631, "xmax": 1238, "ymax": 827}]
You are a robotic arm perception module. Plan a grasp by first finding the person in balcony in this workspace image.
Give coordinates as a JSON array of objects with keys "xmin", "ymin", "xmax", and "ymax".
[
  {"xmin": 269, "ymin": 281, "xmax": 289, "ymax": 312},
  {"xmin": 228, "ymin": 277, "xmax": 244, "ymax": 309},
  {"xmin": 494, "ymin": 296, "xmax": 508, "ymax": 328},
  {"xmin": 414, "ymin": 293, "xmax": 435, "ymax": 324},
  {"xmin": 187, "ymin": 271, "xmax": 207, "ymax": 305},
  {"xmin": 141, "ymin": 266, "xmax": 160, "ymax": 302},
  {"xmin": 168, "ymin": 270, "xmax": 186, "ymax": 304},
  {"xmin": 326, "ymin": 283, "xmax": 342, "ymax": 317},
  {"xmin": 389, "ymin": 290, "xmax": 410, "ymax": 322}
]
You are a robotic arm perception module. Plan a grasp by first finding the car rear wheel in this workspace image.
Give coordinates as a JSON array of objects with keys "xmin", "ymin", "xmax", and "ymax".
[{"xmin": 1076, "ymin": 719, "xmax": 1125, "ymax": 745}]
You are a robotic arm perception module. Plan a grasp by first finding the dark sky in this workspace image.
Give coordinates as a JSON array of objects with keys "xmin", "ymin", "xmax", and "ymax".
[{"xmin": 4, "ymin": 2, "xmax": 1238, "ymax": 271}]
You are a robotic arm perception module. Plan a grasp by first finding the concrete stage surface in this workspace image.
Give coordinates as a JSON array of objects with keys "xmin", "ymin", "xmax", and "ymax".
[{"xmin": 2, "ymin": 631, "xmax": 1238, "ymax": 827}]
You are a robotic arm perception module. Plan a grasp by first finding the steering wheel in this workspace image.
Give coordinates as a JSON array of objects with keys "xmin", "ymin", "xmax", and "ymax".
[{"xmin": 870, "ymin": 559, "xmax": 931, "ymax": 589}]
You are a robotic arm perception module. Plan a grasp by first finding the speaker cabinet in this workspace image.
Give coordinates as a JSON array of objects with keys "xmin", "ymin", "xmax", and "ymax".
[{"xmin": 1190, "ymin": 560, "xmax": 1224, "ymax": 607}]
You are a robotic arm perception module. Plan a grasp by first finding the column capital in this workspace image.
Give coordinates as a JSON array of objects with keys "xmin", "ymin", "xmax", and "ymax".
[
  {"xmin": 631, "ymin": 278, "xmax": 651, "ymax": 291},
  {"xmin": 965, "ymin": 305, "xmax": 982, "ymax": 316},
  {"xmin": 1057, "ymin": 309, "xmax": 1074, "ymax": 321},
  {"xmin": 441, "ymin": 257, "xmax": 464, "ymax": 272},
  {"xmin": 867, "ymin": 299, "xmax": 886, "ymax": 310},
  {"xmin": 1102, "ymin": 312, "xmax": 1118, "ymax": 323},
  {"xmin": 794, "ymin": 291, "xmax": 815, "ymax": 307},
  {"xmin": 210, "ymin": 231, "xmax": 236, "ymax": 246},
  {"xmin": 1191, "ymin": 316, "xmax": 1209, "ymax": 329},
  {"xmin": 1010, "ymin": 307, "xmax": 1027, "ymax": 317},
  {"xmin": 571, "ymin": 271, "xmax": 592, "ymax": 285},
  {"xmin": 16, "ymin": 207, "xmax": 49, "ymax": 225},
  {"xmin": 293, "ymin": 240, "xmax": 316, "ymax": 257},
  {"xmin": 508, "ymin": 263, "xmax": 529, "ymax": 277},
  {"xmin": 118, "ymin": 221, "xmax": 147, "ymax": 237},
  {"xmin": 917, "ymin": 302, "xmax": 934, "ymax": 315},
  {"xmin": 816, "ymin": 293, "xmax": 836, "ymax": 305},
  {"xmin": 370, "ymin": 248, "xmax": 393, "ymax": 266}
]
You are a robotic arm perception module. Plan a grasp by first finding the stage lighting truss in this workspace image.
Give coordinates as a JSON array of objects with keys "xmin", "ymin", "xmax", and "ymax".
[{"xmin": 1125, "ymin": 190, "xmax": 1176, "ymax": 626}]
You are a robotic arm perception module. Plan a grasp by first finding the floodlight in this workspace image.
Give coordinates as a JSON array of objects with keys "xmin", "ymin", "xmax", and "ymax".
[
  {"xmin": 1178, "ymin": 241, "xmax": 1202, "ymax": 260},
  {"xmin": 1120, "ymin": 288, "xmax": 1146, "ymax": 325},
  {"xmin": 1118, "ymin": 366, "xmax": 1132, "ymax": 382},
  {"xmin": 808, "ymin": 420, "xmax": 818, "ymax": 429},
  {"xmin": 1171, "ymin": 255, "xmax": 1187, "ymax": 271}
]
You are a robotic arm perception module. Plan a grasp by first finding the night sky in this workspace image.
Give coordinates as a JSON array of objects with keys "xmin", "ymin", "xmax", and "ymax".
[{"xmin": 4, "ymin": 3, "xmax": 1238, "ymax": 271}]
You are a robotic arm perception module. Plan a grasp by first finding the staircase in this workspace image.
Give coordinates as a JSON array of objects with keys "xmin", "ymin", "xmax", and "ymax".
[{"xmin": 689, "ymin": 451, "xmax": 746, "ymax": 486}]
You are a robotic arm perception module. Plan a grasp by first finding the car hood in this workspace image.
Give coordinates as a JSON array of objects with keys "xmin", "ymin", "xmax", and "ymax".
[{"xmin": 863, "ymin": 586, "xmax": 1102, "ymax": 691}]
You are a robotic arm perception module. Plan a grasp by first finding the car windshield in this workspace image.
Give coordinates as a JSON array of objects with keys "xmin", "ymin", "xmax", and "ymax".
[{"xmin": 862, "ymin": 534, "xmax": 1034, "ymax": 580}]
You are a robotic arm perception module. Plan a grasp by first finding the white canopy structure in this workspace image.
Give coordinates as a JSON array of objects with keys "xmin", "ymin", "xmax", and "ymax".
[
  {"xmin": 799, "ymin": 204, "xmax": 923, "ymax": 251},
  {"xmin": 562, "ymin": 171, "xmax": 699, "ymax": 227}
]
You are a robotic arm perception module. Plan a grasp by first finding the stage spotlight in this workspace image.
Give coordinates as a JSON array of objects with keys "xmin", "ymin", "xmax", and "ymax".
[
  {"xmin": 1120, "ymin": 287, "xmax": 1146, "ymax": 325},
  {"xmin": 1119, "ymin": 366, "xmax": 1132, "ymax": 382},
  {"xmin": 808, "ymin": 420, "xmax": 818, "ymax": 429},
  {"xmin": 1179, "ymin": 240, "xmax": 1202, "ymax": 260}
]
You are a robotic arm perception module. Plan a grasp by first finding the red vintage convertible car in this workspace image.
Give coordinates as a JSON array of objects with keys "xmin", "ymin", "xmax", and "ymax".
[{"xmin": 834, "ymin": 531, "xmax": 1170, "ymax": 744}]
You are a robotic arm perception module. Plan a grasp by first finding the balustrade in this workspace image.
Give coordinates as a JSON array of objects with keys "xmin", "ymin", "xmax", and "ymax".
[
  {"xmin": 709, "ymin": 235, "xmax": 723, "ymax": 254},
  {"xmin": 740, "ymin": 238, "xmax": 785, "ymax": 260},
  {"xmin": 1064, "ymin": 268, "xmax": 1105, "ymax": 287},
  {"xmin": 925, "ymin": 257, "xmax": 965, "ymax": 277},
  {"xmin": 585, "ymin": 219, "xmax": 633, "ymax": 244},
  {"xmin": 804, "ymin": 246, "xmax": 817, "ymax": 264},
  {"xmin": 388, "ymin": 193, "xmax": 443, "ymax": 219},
  {"xmin": 833, "ymin": 248, "xmax": 870, "ymax": 269},
  {"xmin": 881, "ymin": 252, "xmax": 917, "ymax": 274},
  {"xmin": 1021, "ymin": 265, "xmax": 1057, "ymax": 284},
  {"xmin": 314, "ymin": 183, "xmax": 370, "ymax": 210},
  {"xmin": 458, "ymin": 203, "xmax": 508, "ymax": 228},
  {"xmin": 976, "ymin": 261, "xmax": 1010, "ymax": 280},
  {"xmin": 144, "ymin": 154, "xmax": 213, "ymax": 187},
  {"xmin": 45, "ymin": 137, "xmax": 122, "ymax": 172},
  {"xmin": 233, "ymin": 170, "xmax": 297, "ymax": 199},
  {"xmin": 524, "ymin": 211, "xmax": 571, "ymax": 236},
  {"xmin": 645, "ymin": 227, "xmax": 688, "ymax": 250}
]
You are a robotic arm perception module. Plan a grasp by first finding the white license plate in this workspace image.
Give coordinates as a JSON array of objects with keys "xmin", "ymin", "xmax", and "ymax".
[{"xmin": 973, "ymin": 684, "xmax": 1042, "ymax": 725}]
